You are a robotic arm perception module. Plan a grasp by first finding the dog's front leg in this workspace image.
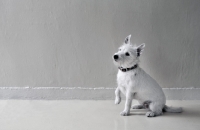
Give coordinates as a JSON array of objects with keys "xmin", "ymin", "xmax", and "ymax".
[
  {"xmin": 120, "ymin": 91, "xmax": 133, "ymax": 116},
  {"xmin": 115, "ymin": 87, "xmax": 121, "ymax": 104}
]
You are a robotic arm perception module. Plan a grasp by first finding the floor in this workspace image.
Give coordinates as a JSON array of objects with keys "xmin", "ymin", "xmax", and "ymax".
[{"xmin": 0, "ymin": 100, "xmax": 200, "ymax": 130}]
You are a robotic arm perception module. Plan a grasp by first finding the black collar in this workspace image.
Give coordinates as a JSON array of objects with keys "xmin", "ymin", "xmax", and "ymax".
[{"xmin": 118, "ymin": 64, "xmax": 138, "ymax": 72}]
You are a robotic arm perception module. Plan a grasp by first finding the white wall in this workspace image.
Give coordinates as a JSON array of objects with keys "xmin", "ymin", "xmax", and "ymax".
[{"xmin": 0, "ymin": 0, "xmax": 200, "ymax": 90}]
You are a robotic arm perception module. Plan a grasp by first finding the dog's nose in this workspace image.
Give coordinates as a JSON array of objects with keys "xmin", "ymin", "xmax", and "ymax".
[{"xmin": 113, "ymin": 55, "xmax": 118, "ymax": 60}]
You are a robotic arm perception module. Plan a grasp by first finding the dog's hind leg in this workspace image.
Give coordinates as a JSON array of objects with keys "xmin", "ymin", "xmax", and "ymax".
[
  {"xmin": 115, "ymin": 87, "xmax": 121, "ymax": 104},
  {"xmin": 132, "ymin": 100, "xmax": 151, "ymax": 109},
  {"xmin": 146, "ymin": 102, "xmax": 163, "ymax": 117},
  {"xmin": 132, "ymin": 104, "xmax": 144, "ymax": 109}
]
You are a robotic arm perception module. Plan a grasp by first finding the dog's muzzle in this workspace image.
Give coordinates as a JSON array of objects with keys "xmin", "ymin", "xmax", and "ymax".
[{"xmin": 113, "ymin": 55, "xmax": 118, "ymax": 61}]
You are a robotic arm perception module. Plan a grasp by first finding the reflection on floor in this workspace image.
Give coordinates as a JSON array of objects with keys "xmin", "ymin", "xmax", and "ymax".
[{"xmin": 0, "ymin": 100, "xmax": 199, "ymax": 130}]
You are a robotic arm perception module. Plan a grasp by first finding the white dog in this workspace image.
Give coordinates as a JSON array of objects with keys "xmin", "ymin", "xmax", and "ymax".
[{"xmin": 113, "ymin": 35, "xmax": 182, "ymax": 117}]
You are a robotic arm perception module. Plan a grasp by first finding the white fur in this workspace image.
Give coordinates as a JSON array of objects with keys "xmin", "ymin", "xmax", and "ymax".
[{"xmin": 113, "ymin": 35, "xmax": 182, "ymax": 117}]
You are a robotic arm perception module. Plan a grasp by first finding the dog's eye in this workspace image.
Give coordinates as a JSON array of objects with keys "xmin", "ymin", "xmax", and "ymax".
[{"xmin": 125, "ymin": 52, "xmax": 130, "ymax": 56}]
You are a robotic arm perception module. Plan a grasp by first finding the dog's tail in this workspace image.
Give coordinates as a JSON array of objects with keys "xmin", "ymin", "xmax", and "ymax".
[{"xmin": 163, "ymin": 105, "xmax": 183, "ymax": 113}]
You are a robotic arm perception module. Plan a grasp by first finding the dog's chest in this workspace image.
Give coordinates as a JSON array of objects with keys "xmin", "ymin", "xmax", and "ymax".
[{"xmin": 117, "ymin": 71, "xmax": 137, "ymax": 88}]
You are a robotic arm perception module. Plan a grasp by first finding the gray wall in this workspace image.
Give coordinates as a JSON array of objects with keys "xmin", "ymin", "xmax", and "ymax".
[{"xmin": 0, "ymin": 0, "xmax": 200, "ymax": 88}]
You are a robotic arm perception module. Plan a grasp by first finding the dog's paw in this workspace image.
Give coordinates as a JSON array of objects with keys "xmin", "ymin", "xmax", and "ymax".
[
  {"xmin": 115, "ymin": 97, "xmax": 121, "ymax": 104},
  {"xmin": 146, "ymin": 112, "xmax": 155, "ymax": 117},
  {"xmin": 132, "ymin": 104, "xmax": 143, "ymax": 109},
  {"xmin": 120, "ymin": 111, "xmax": 129, "ymax": 116}
]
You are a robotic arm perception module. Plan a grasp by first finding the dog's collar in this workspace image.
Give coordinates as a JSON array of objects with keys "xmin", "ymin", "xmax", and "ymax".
[{"xmin": 118, "ymin": 64, "xmax": 138, "ymax": 72}]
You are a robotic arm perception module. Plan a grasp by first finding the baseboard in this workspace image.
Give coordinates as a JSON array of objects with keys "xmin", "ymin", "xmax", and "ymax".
[{"xmin": 0, "ymin": 87, "xmax": 199, "ymax": 100}]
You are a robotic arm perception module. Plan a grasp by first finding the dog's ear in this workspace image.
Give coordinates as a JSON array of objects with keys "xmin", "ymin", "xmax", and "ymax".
[
  {"xmin": 136, "ymin": 43, "xmax": 145, "ymax": 57},
  {"xmin": 124, "ymin": 34, "xmax": 131, "ymax": 44}
]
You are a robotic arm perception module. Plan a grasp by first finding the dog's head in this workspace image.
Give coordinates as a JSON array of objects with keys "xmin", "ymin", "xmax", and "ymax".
[{"xmin": 113, "ymin": 35, "xmax": 145, "ymax": 68}]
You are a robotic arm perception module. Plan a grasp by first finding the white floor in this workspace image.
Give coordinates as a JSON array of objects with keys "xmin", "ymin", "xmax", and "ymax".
[{"xmin": 0, "ymin": 100, "xmax": 199, "ymax": 130}]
